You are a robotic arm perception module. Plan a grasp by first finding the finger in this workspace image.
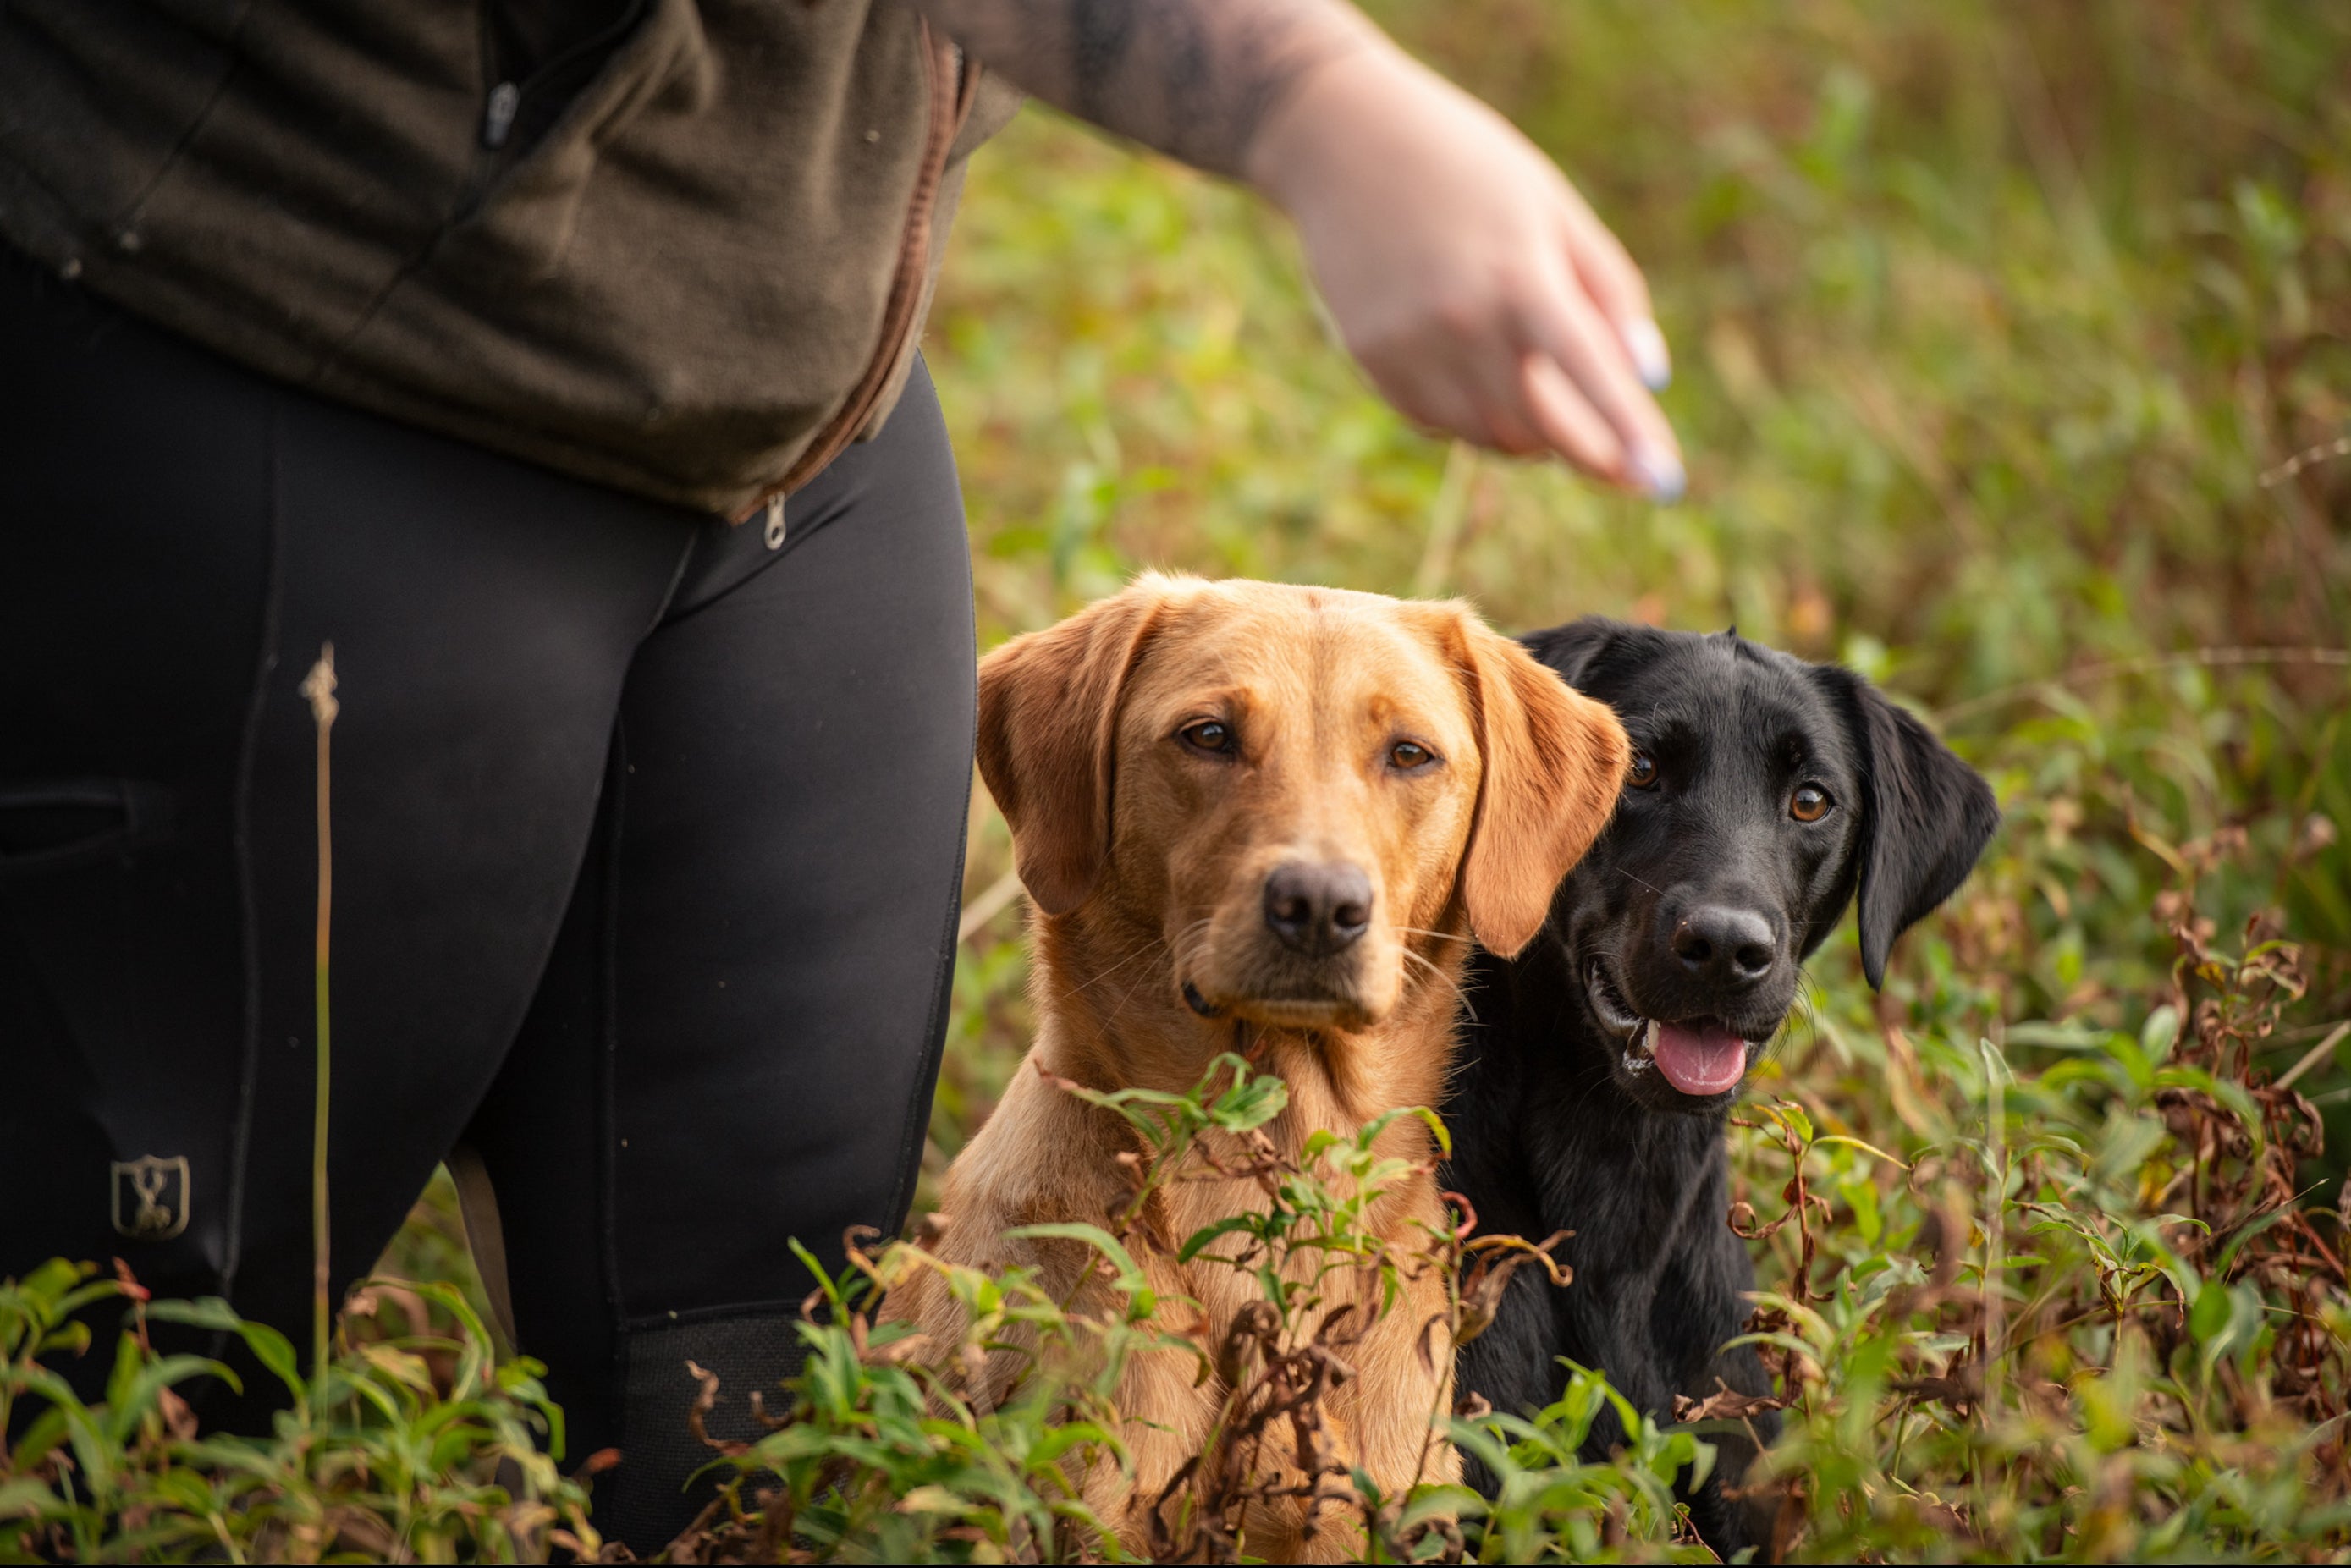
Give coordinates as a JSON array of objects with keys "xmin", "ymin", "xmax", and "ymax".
[
  {"xmin": 1474, "ymin": 392, "xmax": 1547, "ymax": 459},
  {"xmin": 1365, "ymin": 319, "xmax": 1620, "ymax": 465},
  {"xmin": 1363, "ymin": 355, "xmax": 1508, "ymax": 451},
  {"xmin": 1448, "ymin": 336, "xmax": 1556, "ymax": 457},
  {"xmin": 1555, "ymin": 187, "xmax": 1671, "ymax": 391},
  {"xmin": 1521, "ymin": 272, "xmax": 1683, "ymax": 500},
  {"xmin": 1519, "ymin": 352, "xmax": 1629, "ymax": 483}
]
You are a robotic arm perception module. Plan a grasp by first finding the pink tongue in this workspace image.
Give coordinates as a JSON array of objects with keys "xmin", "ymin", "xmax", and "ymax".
[{"xmin": 1652, "ymin": 1021, "xmax": 1748, "ymax": 1096}]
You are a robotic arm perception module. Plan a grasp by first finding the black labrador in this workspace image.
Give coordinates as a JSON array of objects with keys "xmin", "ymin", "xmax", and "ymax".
[{"xmin": 1443, "ymin": 618, "xmax": 1998, "ymax": 1557}]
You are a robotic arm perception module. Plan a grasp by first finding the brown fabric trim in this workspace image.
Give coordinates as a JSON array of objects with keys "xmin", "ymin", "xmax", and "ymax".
[{"xmin": 732, "ymin": 20, "xmax": 977, "ymax": 523}]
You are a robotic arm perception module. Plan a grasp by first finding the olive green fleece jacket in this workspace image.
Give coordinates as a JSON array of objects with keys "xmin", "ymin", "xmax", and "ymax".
[{"xmin": 0, "ymin": 0, "xmax": 1021, "ymax": 516}]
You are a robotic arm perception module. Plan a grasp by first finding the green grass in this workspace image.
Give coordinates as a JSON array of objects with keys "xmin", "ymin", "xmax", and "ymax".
[
  {"xmin": 8, "ymin": 1, "xmax": 2348, "ymax": 1560},
  {"xmin": 925, "ymin": 0, "xmax": 2351, "ymax": 1203}
]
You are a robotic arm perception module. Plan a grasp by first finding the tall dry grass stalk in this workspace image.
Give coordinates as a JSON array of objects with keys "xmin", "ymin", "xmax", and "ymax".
[{"xmin": 299, "ymin": 644, "xmax": 339, "ymax": 1383}]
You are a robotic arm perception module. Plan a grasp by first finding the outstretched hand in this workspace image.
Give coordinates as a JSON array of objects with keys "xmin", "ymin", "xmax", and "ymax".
[
  {"xmin": 1245, "ymin": 43, "xmax": 1682, "ymax": 498},
  {"xmin": 905, "ymin": 0, "xmax": 1683, "ymax": 497}
]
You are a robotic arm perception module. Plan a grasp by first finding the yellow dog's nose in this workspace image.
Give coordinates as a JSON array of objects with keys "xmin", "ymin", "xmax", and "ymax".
[{"xmin": 1262, "ymin": 860, "xmax": 1374, "ymax": 956}]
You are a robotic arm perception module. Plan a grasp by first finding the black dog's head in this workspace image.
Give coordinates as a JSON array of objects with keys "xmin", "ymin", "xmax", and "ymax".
[{"xmin": 1522, "ymin": 618, "xmax": 1999, "ymax": 1114}]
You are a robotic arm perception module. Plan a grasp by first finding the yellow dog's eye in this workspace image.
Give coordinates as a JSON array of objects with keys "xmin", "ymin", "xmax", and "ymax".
[
  {"xmin": 1627, "ymin": 751, "xmax": 1659, "ymax": 790},
  {"xmin": 1181, "ymin": 719, "xmax": 1233, "ymax": 754},
  {"xmin": 1792, "ymin": 784, "xmax": 1831, "ymax": 822},
  {"xmin": 1389, "ymin": 740, "xmax": 1435, "ymax": 770}
]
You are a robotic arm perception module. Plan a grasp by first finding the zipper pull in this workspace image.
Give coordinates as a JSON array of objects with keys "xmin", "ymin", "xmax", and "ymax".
[
  {"xmin": 482, "ymin": 81, "xmax": 521, "ymax": 150},
  {"xmin": 763, "ymin": 496, "xmax": 786, "ymax": 549}
]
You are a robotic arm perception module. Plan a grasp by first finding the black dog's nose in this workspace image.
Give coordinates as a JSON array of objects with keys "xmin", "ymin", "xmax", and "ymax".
[
  {"xmin": 1671, "ymin": 905, "xmax": 1777, "ymax": 986},
  {"xmin": 1264, "ymin": 861, "xmax": 1374, "ymax": 956}
]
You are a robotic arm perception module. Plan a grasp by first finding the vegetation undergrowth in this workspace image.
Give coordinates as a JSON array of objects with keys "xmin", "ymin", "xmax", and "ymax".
[
  {"xmin": 663, "ymin": 1054, "xmax": 1716, "ymax": 1565},
  {"xmin": 8, "ymin": 836, "xmax": 2345, "ymax": 1560},
  {"xmin": 524, "ymin": 830, "xmax": 2351, "ymax": 1563},
  {"xmin": 1, "ymin": 1261, "xmax": 599, "ymax": 1562},
  {"xmin": 1726, "ymin": 828, "xmax": 2351, "ymax": 1560}
]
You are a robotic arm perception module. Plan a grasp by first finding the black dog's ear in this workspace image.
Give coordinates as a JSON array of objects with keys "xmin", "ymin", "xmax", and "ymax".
[
  {"xmin": 1818, "ymin": 669, "xmax": 2000, "ymax": 988},
  {"xmin": 1519, "ymin": 615, "xmax": 1638, "ymax": 690}
]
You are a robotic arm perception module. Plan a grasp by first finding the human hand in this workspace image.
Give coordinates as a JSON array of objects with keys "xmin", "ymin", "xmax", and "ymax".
[
  {"xmin": 902, "ymin": 0, "xmax": 1677, "ymax": 492},
  {"xmin": 1246, "ymin": 41, "xmax": 1683, "ymax": 498}
]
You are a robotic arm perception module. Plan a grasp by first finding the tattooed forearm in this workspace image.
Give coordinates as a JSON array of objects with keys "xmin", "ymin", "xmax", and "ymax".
[{"xmin": 902, "ymin": 0, "xmax": 1375, "ymax": 177}]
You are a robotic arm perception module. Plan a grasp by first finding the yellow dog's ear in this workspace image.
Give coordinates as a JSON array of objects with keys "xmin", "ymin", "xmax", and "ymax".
[
  {"xmin": 977, "ymin": 580, "xmax": 1176, "ymax": 916},
  {"xmin": 1452, "ymin": 612, "xmax": 1631, "ymax": 956}
]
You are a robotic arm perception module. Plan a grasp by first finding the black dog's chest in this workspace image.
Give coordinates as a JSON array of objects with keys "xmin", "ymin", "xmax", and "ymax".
[{"xmin": 1533, "ymin": 1098, "xmax": 1720, "ymax": 1290}]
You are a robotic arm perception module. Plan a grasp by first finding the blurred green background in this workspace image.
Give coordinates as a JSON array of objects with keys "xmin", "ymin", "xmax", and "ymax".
[
  {"xmin": 396, "ymin": 0, "xmax": 2351, "ymax": 1355},
  {"xmin": 909, "ymin": 0, "xmax": 2351, "ymax": 1197},
  {"xmin": 940, "ymin": 1, "xmax": 2349, "ymax": 669}
]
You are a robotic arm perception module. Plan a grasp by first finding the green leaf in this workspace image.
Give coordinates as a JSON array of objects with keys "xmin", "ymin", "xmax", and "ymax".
[
  {"xmin": 102, "ymin": 1355, "xmax": 239, "ymax": 1445},
  {"xmin": 1203, "ymin": 1059, "xmax": 1290, "ymax": 1132},
  {"xmin": 102, "ymin": 1329, "xmax": 143, "ymax": 1413},
  {"xmin": 0, "ymin": 1477, "xmax": 65, "ymax": 1523},
  {"xmin": 1002, "ymin": 1223, "xmax": 1147, "ymax": 1296},
  {"xmin": 1813, "ymin": 1133, "xmax": 1910, "ymax": 1168},
  {"xmin": 32, "ymin": 1320, "xmax": 91, "ymax": 1361},
  {"xmin": 1977, "ymin": 1035, "xmax": 2015, "ymax": 1087},
  {"xmin": 2189, "ymin": 1280, "xmax": 2232, "ymax": 1343},
  {"xmin": 7, "ymin": 1405, "xmax": 70, "ymax": 1476},
  {"xmin": 1175, "ymin": 1213, "xmax": 1261, "ymax": 1263}
]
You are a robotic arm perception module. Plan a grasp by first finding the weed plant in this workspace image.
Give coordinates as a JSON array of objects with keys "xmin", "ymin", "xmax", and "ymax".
[
  {"xmin": 9, "ymin": 843, "xmax": 2346, "ymax": 1560},
  {"xmin": 663, "ymin": 1051, "xmax": 1726, "ymax": 1564},
  {"xmin": 1, "ymin": 1257, "xmax": 598, "ymax": 1560},
  {"xmin": 571, "ymin": 839, "xmax": 2351, "ymax": 1562}
]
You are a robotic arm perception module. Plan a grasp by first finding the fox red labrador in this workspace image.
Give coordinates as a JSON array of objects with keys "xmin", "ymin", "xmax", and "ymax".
[{"xmin": 887, "ymin": 574, "xmax": 1628, "ymax": 1559}]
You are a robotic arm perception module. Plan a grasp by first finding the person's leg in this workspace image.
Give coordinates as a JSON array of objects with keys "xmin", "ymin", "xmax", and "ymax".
[
  {"xmin": 468, "ymin": 360, "xmax": 976, "ymax": 1551},
  {"xmin": 0, "ymin": 256, "xmax": 277, "ymax": 1335},
  {"xmin": 0, "ymin": 249, "xmax": 696, "ymax": 1413}
]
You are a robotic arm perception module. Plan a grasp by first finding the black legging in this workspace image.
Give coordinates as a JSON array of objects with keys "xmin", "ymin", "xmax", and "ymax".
[{"xmin": 0, "ymin": 251, "xmax": 975, "ymax": 1549}]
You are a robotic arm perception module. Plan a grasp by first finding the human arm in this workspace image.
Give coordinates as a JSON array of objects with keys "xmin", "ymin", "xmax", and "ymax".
[{"xmin": 897, "ymin": 0, "xmax": 1684, "ymax": 497}]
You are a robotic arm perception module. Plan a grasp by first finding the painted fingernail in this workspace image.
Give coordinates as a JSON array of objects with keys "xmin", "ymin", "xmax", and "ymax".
[
  {"xmin": 1622, "ymin": 318, "xmax": 1672, "ymax": 391},
  {"xmin": 1632, "ymin": 444, "xmax": 1685, "ymax": 503}
]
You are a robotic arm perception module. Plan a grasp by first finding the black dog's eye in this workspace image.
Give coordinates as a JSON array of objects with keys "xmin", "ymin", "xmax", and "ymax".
[
  {"xmin": 1627, "ymin": 751, "xmax": 1659, "ymax": 790},
  {"xmin": 1388, "ymin": 740, "xmax": 1438, "ymax": 771},
  {"xmin": 1179, "ymin": 719, "xmax": 1234, "ymax": 755},
  {"xmin": 1791, "ymin": 783, "xmax": 1831, "ymax": 822}
]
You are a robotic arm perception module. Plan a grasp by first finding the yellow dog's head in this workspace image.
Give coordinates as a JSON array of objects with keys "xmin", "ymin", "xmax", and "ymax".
[{"xmin": 979, "ymin": 575, "xmax": 1627, "ymax": 1046}]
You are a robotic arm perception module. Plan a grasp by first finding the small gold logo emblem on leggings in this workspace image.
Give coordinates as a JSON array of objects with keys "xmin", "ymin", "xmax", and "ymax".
[{"xmin": 111, "ymin": 1155, "xmax": 190, "ymax": 1240}]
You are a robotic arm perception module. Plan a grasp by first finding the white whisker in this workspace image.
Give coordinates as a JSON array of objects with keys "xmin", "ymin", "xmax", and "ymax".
[
  {"xmin": 1067, "ymin": 933, "xmax": 1170, "ymax": 998},
  {"xmin": 1400, "ymin": 945, "xmax": 1469, "ymax": 1007}
]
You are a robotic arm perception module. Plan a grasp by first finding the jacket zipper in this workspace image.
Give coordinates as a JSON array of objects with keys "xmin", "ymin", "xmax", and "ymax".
[
  {"xmin": 732, "ymin": 19, "xmax": 979, "ymax": 522},
  {"xmin": 479, "ymin": 0, "xmax": 650, "ymax": 152},
  {"xmin": 482, "ymin": 81, "xmax": 522, "ymax": 149}
]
